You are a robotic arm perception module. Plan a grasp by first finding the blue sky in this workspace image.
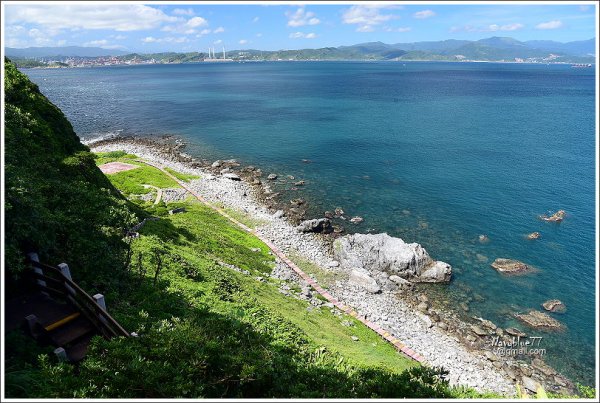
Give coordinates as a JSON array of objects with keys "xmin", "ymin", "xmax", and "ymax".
[{"xmin": 3, "ymin": 2, "xmax": 597, "ymax": 52}]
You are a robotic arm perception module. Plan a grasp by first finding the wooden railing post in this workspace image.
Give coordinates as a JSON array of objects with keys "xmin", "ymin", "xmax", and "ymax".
[
  {"xmin": 93, "ymin": 293, "xmax": 111, "ymax": 331},
  {"xmin": 54, "ymin": 347, "xmax": 68, "ymax": 362},
  {"xmin": 93, "ymin": 294, "xmax": 106, "ymax": 310},
  {"xmin": 58, "ymin": 263, "xmax": 76, "ymax": 297},
  {"xmin": 25, "ymin": 314, "xmax": 41, "ymax": 338},
  {"xmin": 28, "ymin": 252, "xmax": 48, "ymax": 296},
  {"xmin": 57, "ymin": 263, "xmax": 72, "ymax": 280}
]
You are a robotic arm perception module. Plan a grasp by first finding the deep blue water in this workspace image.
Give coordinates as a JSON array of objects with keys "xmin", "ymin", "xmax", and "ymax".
[{"xmin": 24, "ymin": 61, "xmax": 596, "ymax": 385}]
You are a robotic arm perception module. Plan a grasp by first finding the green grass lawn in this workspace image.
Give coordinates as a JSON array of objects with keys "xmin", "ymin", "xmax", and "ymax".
[
  {"xmin": 95, "ymin": 151, "xmax": 416, "ymax": 373},
  {"xmin": 94, "ymin": 152, "xmax": 179, "ymax": 194},
  {"xmin": 164, "ymin": 166, "xmax": 200, "ymax": 182}
]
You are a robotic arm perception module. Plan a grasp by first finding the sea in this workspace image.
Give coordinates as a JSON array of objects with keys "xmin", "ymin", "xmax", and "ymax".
[{"xmin": 23, "ymin": 61, "xmax": 597, "ymax": 385}]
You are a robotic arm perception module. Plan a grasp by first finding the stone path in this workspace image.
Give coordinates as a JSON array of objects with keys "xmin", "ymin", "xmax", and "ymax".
[
  {"xmin": 139, "ymin": 159, "xmax": 425, "ymax": 363},
  {"xmin": 142, "ymin": 184, "xmax": 162, "ymax": 205}
]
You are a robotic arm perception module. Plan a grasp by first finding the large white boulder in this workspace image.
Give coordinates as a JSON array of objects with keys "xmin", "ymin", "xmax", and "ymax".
[{"xmin": 334, "ymin": 233, "xmax": 451, "ymax": 283}]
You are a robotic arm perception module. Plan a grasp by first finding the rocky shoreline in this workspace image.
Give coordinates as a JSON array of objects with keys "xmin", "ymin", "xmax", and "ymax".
[{"xmin": 87, "ymin": 135, "xmax": 576, "ymax": 396}]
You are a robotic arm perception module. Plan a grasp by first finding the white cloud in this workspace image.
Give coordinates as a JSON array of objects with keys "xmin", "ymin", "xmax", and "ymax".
[
  {"xmin": 214, "ymin": 39, "xmax": 223, "ymax": 44},
  {"xmin": 385, "ymin": 26, "xmax": 412, "ymax": 32},
  {"xmin": 111, "ymin": 34, "xmax": 127, "ymax": 40},
  {"xmin": 162, "ymin": 16, "xmax": 208, "ymax": 34},
  {"xmin": 84, "ymin": 39, "xmax": 126, "ymax": 50},
  {"xmin": 413, "ymin": 10, "xmax": 435, "ymax": 19},
  {"xmin": 252, "ymin": 16, "xmax": 259, "ymax": 23},
  {"xmin": 450, "ymin": 23, "xmax": 524, "ymax": 33},
  {"xmin": 535, "ymin": 20, "xmax": 563, "ymax": 30},
  {"xmin": 256, "ymin": 33, "xmax": 263, "ymax": 37},
  {"xmin": 186, "ymin": 16, "xmax": 208, "ymax": 28},
  {"xmin": 342, "ymin": 5, "xmax": 398, "ymax": 32},
  {"xmin": 143, "ymin": 36, "xmax": 188, "ymax": 44},
  {"xmin": 84, "ymin": 39, "xmax": 108, "ymax": 46},
  {"xmin": 357, "ymin": 25, "xmax": 375, "ymax": 33},
  {"xmin": 28, "ymin": 28, "xmax": 56, "ymax": 46},
  {"xmin": 6, "ymin": 4, "xmax": 177, "ymax": 31},
  {"xmin": 213, "ymin": 26, "xmax": 225, "ymax": 33},
  {"xmin": 4, "ymin": 25, "xmax": 28, "ymax": 47},
  {"xmin": 200, "ymin": 29, "xmax": 211, "ymax": 35},
  {"xmin": 239, "ymin": 39, "xmax": 248, "ymax": 45},
  {"xmin": 289, "ymin": 32, "xmax": 317, "ymax": 39},
  {"xmin": 489, "ymin": 23, "xmax": 524, "ymax": 31},
  {"xmin": 172, "ymin": 8, "xmax": 194, "ymax": 16},
  {"xmin": 286, "ymin": 7, "xmax": 320, "ymax": 27}
]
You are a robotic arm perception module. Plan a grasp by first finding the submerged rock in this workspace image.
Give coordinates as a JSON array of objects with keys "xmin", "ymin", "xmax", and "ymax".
[
  {"xmin": 540, "ymin": 209, "xmax": 566, "ymax": 222},
  {"xmin": 349, "ymin": 268, "xmax": 381, "ymax": 293},
  {"xmin": 296, "ymin": 218, "xmax": 332, "ymax": 234},
  {"xmin": 541, "ymin": 299, "xmax": 566, "ymax": 313},
  {"xmin": 490, "ymin": 258, "xmax": 529, "ymax": 274},
  {"xmin": 515, "ymin": 310, "xmax": 564, "ymax": 330},
  {"xmin": 333, "ymin": 233, "xmax": 451, "ymax": 283},
  {"xmin": 527, "ymin": 232, "xmax": 541, "ymax": 240},
  {"xmin": 505, "ymin": 327, "xmax": 527, "ymax": 337},
  {"xmin": 350, "ymin": 216, "xmax": 364, "ymax": 224}
]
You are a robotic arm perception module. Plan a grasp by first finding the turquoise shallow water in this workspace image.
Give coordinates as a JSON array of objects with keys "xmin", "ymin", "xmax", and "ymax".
[{"xmin": 24, "ymin": 61, "xmax": 596, "ymax": 384}]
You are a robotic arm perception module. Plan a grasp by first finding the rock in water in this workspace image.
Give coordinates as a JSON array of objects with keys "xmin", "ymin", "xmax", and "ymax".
[
  {"xmin": 296, "ymin": 218, "xmax": 333, "ymax": 234},
  {"xmin": 490, "ymin": 258, "xmax": 529, "ymax": 274},
  {"xmin": 350, "ymin": 216, "xmax": 364, "ymax": 224},
  {"xmin": 267, "ymin": 173, "xmax": 278, "ymax": 180},
  {"xmin": 333, "ymin": 233, "xmax": 451, "ymax": 282},
  {"xmin": 349, "ymin": 268, "xmax": 381, "ymax": 293},
  {"xmin": 527, "ymin": 232, "xmax": 541, "ymax": 240},
  {"xmin": 541, "ymin": 299, "xmax": 566, "ymax": 313},
  {"xmin": 540, "ymin": 209, "xmax": 566, "ymax": 222},
  {"xmin": 515, "ymin": 310, "xmax": 564, "ymax": 330},
  {"xmin": 505, "ymin": 327, "xmax": 527, "ymax": 337}
]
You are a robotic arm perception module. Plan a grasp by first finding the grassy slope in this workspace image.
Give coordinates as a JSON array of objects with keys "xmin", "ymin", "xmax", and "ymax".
[{"xmin": 98, "ymin": 153, "xmax": 415, "ymax": 373}]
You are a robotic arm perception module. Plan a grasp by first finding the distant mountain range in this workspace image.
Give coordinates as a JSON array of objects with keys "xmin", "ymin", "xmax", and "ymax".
[{"xmin": 6, "ymin": 36, "xmax": 596, "ymax": 63}]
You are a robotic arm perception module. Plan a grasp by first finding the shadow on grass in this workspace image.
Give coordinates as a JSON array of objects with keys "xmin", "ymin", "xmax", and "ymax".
[{"xmin": 16, "ymin": 272, "xmax": 454, "ymax": 399}]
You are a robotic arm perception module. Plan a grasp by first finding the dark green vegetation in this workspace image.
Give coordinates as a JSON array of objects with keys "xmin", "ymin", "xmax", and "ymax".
[{"xmin": 4, "ymin": 58, "xmax": 137, "ymax": 286}]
